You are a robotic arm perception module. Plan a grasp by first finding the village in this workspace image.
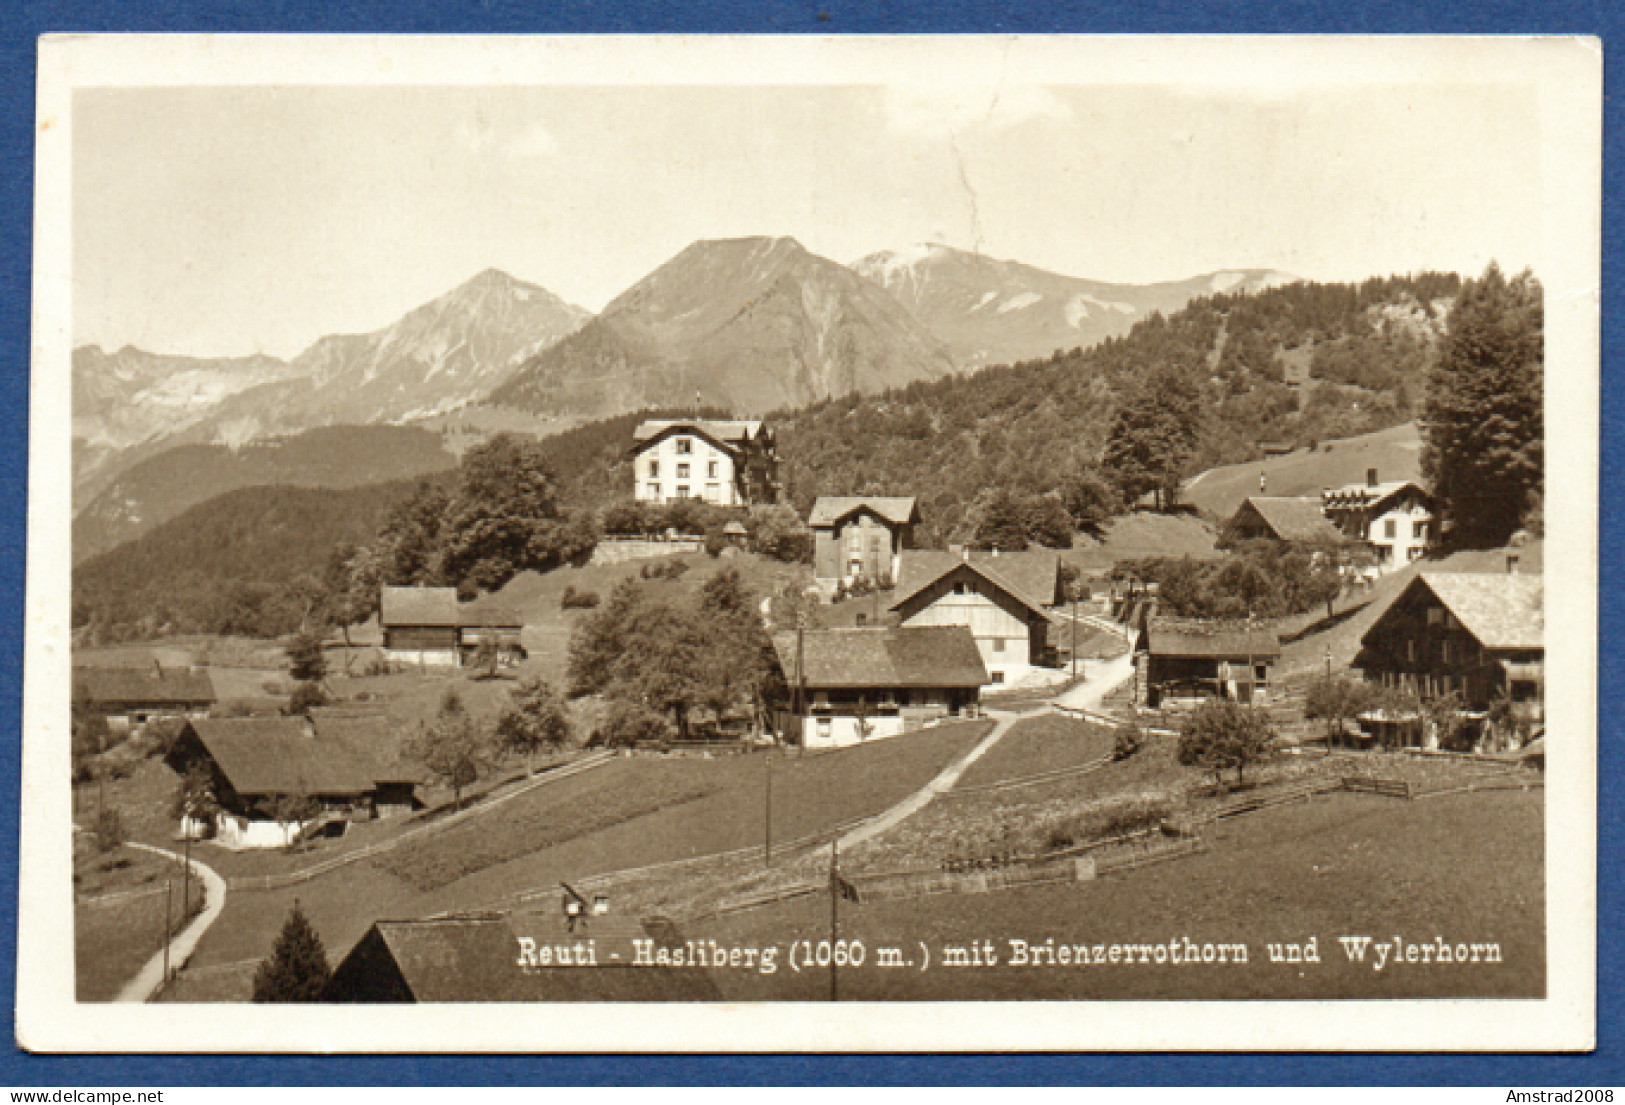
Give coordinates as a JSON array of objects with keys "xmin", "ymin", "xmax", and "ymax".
[{"xmin": 69, "ymin": 405, "xmax": 1546, "ymax": 1004}]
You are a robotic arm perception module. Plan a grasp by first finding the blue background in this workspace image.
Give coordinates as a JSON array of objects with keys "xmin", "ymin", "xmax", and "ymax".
[{"xmin": 0, "ymin": 0, "xmax": 1616, "ymax": 1086}]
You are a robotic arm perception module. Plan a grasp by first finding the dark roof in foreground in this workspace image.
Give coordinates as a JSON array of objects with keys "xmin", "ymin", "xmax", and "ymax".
[
  {"xmin": 73, "ymin": 667, "xmax": 216, "ymax": 706},
  {"xmin": 890, "ymin": 549, "xmax": 1061, "ymax": 616},
  {"xmin": 807, "ymin": 496, "xmax": 920, "ymax": 528},
  {"xmin": 379, "ymin": 586, "xmax": 461, "ymax": 628},
  {"xmin": 772, "ymin": 626, "xmax": 988, "ymax": 689},
  {"xmin": 324, "ymin": 913, "xmax": 723, "ymax": 1002},
  {"xmin": 181, "ymin": 717, "xmax": 376, "ymax": 797},
  {"xmin": 1227, "ymin": 497, "xmax": 1343, "ymax": 543},
  {"xmin": 1410, "ymin": 573, "xmax": 1544, "ymax": 651},
  {"xmin": 1145, "ymin": 620, "xmax": 1282, "ymax": 659}
]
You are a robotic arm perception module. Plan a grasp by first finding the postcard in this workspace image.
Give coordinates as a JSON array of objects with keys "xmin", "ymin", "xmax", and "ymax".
[{"xmin": 19, "ymin": 33, "xmax": 1599, "ymax": 1051}]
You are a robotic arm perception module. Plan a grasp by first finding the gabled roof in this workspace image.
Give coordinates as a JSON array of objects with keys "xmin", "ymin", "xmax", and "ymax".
[
  {"xmin": 325, "ymin": 913, "xmax": 721, "ymax": 1002},
  {"xmin": 890, "ymin": 549, "xmax": 1060, "ymax": 617},
  {"xmin": 1225, "ymin": 497, "xmax": 1343, "ymax": 544},
  {"xmin": 73, "ymin": 667, "xmax": 216, "ymax": 707},
  {"xmin": 1322, "ymin": 480, "xmax": 1432, "ymax": 514},
  {"xmin": 807, "ymin": 496, "xmax": 920, "ymax": 528},
  {"xmin": 772, "ymin": 626, "xmax": 988, "ymax": 689},
  {"xmin": 458, "ymin": 595, "xmax": 524, "ymax": 629},
  {"xmin": 1144, "ymin": 619, "xmax": 1281, "ymax": 660},
  {"xmin": 1402, "ymin": 572, "xmax": 1544, "ymax": 651},
  {"xmin": 180, "ymin": 717, "xmax": 376, "ymax": 797},
  {"xmin": 380, "ymin": 586, "xmax": 460, "ymax": 628},
  {"xmin": 308, "ymin": 713, "xmax": 422, "ymax": 786},
  {"xmin": 630, "ymin": 420, "xmax": 763, "ymax": 458}
]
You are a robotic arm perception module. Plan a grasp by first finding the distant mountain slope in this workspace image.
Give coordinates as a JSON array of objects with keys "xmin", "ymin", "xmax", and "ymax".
[
  {"xmin": 73, "ymin": 424, "xmax": 459, "ymax": 563},
  {"xmin": 1181, "ymin": 421, "xmax": 1424, "ymax": 520},
  {"xmin": 73, "ymin": 269, "xmax": 590, "ymax": 502},
  {"xmin": 490, "ymin": 237, "xmax": 956, "ymax": 417},
  {"xmin": 852, "ymin": 244, "xmax": 1296, "ymax": 370},
  {"xmin": 73, "ymin": 480, "xmax": 431, "ymax": 643},
  {"xmin": 73, "ymin": 345, "xmax": 302, "ymax": 501}
]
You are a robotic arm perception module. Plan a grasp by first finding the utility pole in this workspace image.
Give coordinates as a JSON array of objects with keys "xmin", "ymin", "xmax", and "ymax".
[
  {"xmin": 828, "ymin": 840, "xmax": 840, "ymax": 1003},
  {"xmin": 163, "ymin": 873, "xmax": 172, "ymax": 982},
  {"xmin": 763, "ymin": 747, "xmax": 774, "ymax": 866},
  {"xmin": 1070, "ymin": 584, "xmax": 1079, "ymax": 679}
]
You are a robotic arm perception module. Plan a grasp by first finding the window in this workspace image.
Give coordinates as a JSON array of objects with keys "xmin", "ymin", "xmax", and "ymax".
[
  {"xmin": 953, "ymin": 581, "xmax": 966, "ymax": 595},
  {"xmin": 870, "ymin": 536, "xmax": 881, "ymax": 553},
  {"xmin": 1384, "ymin": 519, "xmax": 1397, "ymax": 539},
  {"xmin": 676, "ymin": 462, "xmax": 690, "ymax": 478},
  {"xmin": 676, "ymin": 486, "xmax": 690, "ymax": 499},
  {"xmin": 816, "ymin": 716, "xmax": 831, "ymax": 739},
  {"xmin": 1441, "ymin": 640, "xmax": 1452, "ymax": 663},
  {"xmin": 705, "ymin": 483, "xmax": 720, "ymax": 501},
  {"xmin": 1413, "ymin": 520, "xmax": 1428, "ymax": 541},
  {"xmin": 708, "ymin": 460, "xmax": 718, "ymax": 478},
  {"xmin": 648, "ymin": 459, "xmax": 659, "ymax": 477},
  {"xmin": 675, "ymin": 438, "xmax": 693, "ymax": 454},
  {"xmin": 1426, "ymin": 608, "xmax": 1443, "ymax": 626},
  {"xmin": 992, "ymin": 638, "xmax": 1005, "ymax": 653},
  {"xmin": 1409, "ymin": 547, "xmax": 1423, "ymax": 562},
  {"xmin": 990, "ymin": 671, "xmax": 1005, "ymax": 684},
  {"xmin": 1406, "ymin": 640, "xmax": 1416, "ymax": 663},
  {"xmin": 646, "ymin": 484, "xmax": 661, "ymax": 500},
  {"xmin": 1255, "ymin": 663, "xmax": 1269, "ymax": 685}
]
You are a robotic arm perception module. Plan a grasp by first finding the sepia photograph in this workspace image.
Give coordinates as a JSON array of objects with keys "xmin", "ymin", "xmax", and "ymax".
[{"xmin": 18, "ymin": 34, "xmax": 1599, "ymax": 1051}]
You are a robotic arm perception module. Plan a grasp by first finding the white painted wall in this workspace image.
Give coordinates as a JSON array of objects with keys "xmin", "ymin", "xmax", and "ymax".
[
  {"xmin": 800, "ymin": 713, "xmax": 908, "ymax": 749},
  {"xmin": 633, "ymin": 434, "xmax": 741, "ymax": 505}
]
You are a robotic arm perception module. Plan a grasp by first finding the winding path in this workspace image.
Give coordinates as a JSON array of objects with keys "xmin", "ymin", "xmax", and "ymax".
[{"xmin": 114, "ymin": 842, "xmax": 227, "ymax": 1003}]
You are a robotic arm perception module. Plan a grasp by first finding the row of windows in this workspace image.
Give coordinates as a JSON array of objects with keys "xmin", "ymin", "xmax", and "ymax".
[
  {"xmin": 644, "ymin": 483, "xmax": 724, "ymax": 501},
  {"xmin": 648, "ymin": 460, "xmax": 720, "ymax": 479},
  {"xmin": 1377, "ymin": 519, "xmax": 1430, "ymax": 541}
]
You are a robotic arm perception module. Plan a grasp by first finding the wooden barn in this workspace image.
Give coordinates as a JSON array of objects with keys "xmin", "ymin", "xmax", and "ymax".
[
  {"xmin": 1136, "ymin": 619, "xmax": 1281, "ymax": 707},
  {"xmin": 889, "ymin": 549, "xmax": 1061, "ymax": 687},
  {"xmin": 73, "ymin": 666, "xmax": 216, "ymax": 734},
  {"xmin": 1220, "ymin": 496, "xmax": 1342, "ymax": 548},
  {"xmin": 323, "ymin": 910, "xmax": 722, "ymax": 1002},
  {"xmin": 380, "ymin": 586, "xmax": 462, "ymax": 668},
  {"xmin": 772, "ymin": 625, "xmax": 987, "ymax": 748},
  {"xmin": 457, "ymin": 596, "xmax": 525, "ymax": 665}
]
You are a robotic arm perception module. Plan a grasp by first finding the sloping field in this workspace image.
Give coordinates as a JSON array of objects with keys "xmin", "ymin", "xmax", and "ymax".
[
  {"xmin": 955, "ymin": 713, "xmax": 1116, "ymax": 791},
  {"xmin": 1064, "ymin": 511, "xmax": 1221, "ymax": 571},
  {"xmin": 1184, "ymin": 422, "xmax": 1422, "ymax": 519},
  {"xmin": 703, "ymin": 787, "xmax": 1543, "ymax": 1000}
]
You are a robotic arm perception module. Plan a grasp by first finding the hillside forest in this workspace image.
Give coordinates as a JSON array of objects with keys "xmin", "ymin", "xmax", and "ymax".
[{"xmin": 73, "ymin": 265, "xmax": 1546, "ymax": 644}]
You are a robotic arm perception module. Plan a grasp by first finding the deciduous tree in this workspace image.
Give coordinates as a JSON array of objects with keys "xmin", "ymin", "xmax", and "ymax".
[
  {"xmin": 1176, "ymin": 698, "xmax": 1274, "ymax": 788},
  {"xmin": 496, "ymin": 677, "xmax": 572, "ymax": 772}
]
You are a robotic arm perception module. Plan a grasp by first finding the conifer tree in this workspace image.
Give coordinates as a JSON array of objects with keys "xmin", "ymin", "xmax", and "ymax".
[
  {"xmin": 1422, "ymin": 262, "xmax": 1544, "ymax": 549},
  {"xmin": 251, "ymin": 901, "xmax": 331, "ymax": 1002}
]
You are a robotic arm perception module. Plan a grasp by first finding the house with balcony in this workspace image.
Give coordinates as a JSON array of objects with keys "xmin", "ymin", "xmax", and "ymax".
[{"xmin": 1321, "ymin": 469, "xmax": 1435, "ymax": 573}]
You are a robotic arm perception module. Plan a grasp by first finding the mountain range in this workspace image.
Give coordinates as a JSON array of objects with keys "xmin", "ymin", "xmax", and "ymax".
[
  {"xmin": 73, "ymin": 238, "xmax": 1301, "ymax": 542},
  {"xmin": 851, "ymin": 244, "xmax": 1296, "ymax": 371}
]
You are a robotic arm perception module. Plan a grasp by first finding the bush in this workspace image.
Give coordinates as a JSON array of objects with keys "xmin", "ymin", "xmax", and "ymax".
[
  {"xmin": 594, "ymin": 700, "xmax": 672, "ymax": 749},
  {"xmin": 560, "ymin": 586, "xmax": 601, "ymax": 610},
  {"xmin": 288, "ymin": 682, "xmax": 329, "ymax": 716},
  {"xmin": 93, "ymin": 806, "xmax": 125, "ymax": 854},
  {"xmin": 704, "ymin": 526, "xmax": 728, "ymax": 558}
]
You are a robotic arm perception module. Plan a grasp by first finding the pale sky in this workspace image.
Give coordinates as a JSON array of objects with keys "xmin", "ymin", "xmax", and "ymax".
[{"xmin": 72, "ymin": 81, "xmax": 1545, "ymax": 360}]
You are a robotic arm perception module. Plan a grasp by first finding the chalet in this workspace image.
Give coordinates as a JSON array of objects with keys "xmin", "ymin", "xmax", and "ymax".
[
  {"xmin": 772, "ymin": 626, "xmax": 987, "ymax": 748},
  {"xmin": 165, "ymin": 716, "xmax": 417, "ymax": 849},
  {"xmin": 890, "ymin": 549, "xmax": 1061, "ymax": 686},
  {"xmin": 73, "ymin": 666, "xmax": 216, "ymax": 734},
  {"xmin": 323, "ymin": 910, "xmax": 721, "ymax": 1002},
  {"xmin": 630, "ymin": 419, "xmax": 779, "ymax": 506},
  {"xmin": 808, "ymin": 496, "xmax": 920, "ymax": 590},
  {"xmin": 1220, "ymin": 496, "xmax": 1343, "ymax": 548},
  {"xmin": 1354, "ymin": 571, "xmax": 1543, "ymax": 748},
  {"xmin": 380, "ymin": 586, "xmax": 461, "ymax": 667},
  {"xmin": 1136, "ymin": 619, "xmax": 1280, "ymax": 707},
  {"xmin": 1322, "ymin": 469, "xmax": 1435, "ymax": 572}
]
